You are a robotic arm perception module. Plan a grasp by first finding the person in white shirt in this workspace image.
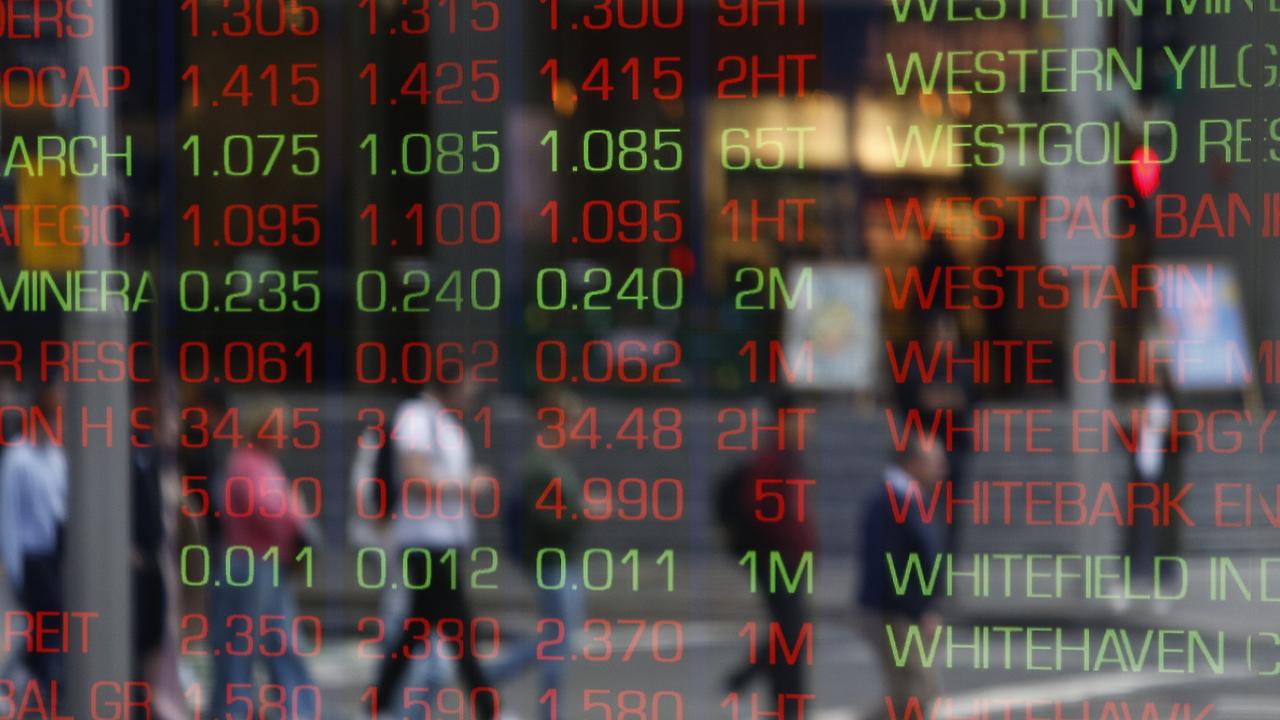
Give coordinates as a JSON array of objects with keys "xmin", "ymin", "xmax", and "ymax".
[
  {"xmin": 374, "ymin": 377, "xmax": 496, "ymax": 720},
  {"xmin": 0, "ymin": 383, "xmax": 68, "ymax": 687}
]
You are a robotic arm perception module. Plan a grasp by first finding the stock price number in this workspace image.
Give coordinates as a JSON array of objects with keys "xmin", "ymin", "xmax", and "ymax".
[
  {"xmin": 356, "ymin": 405, "xmax": 493, "ymax": 451},
  {"xmin": 179, "ymin": 270, "xmax": 321, "ymax": 314},
  {"xmin": 535, "ymin": 339, "xmax": 682, "ymax": 385},
  {"xmin": 358, "ymin": 60, "xmax": 499, "ymax": 106},
  {"xmin": 539, "ymin": 0, "xmax": 684, "ymax": 30},
  {"xmin": 181, "ymin": 544, "xmax": 315, "ymax": 590},
  {"xmin": 181, "ymin": 0, "xmax": 319, "ymax": 37},
  {"xmin": 355, "ymin": 616, "xmax": 500, "ymax": 660},
  {"xmin": 180, "ymin": 613, "xmax": 323, "ymax": 658},
  {"xmin": 182, "ymin": 63, "xmax": 319, "ymax": 108},
  {"xmin": 540, "ymin": 199, "xmax": 681, "ymax": 244},
  {"xmin": 536, "ymin": 476, "xmax": 684, "ymax": 522},
  {"xmin": 359, "ymin": 131, "xmax": 500, "ymax": 176},
  {"xmin": 182, "ymin": 133, "xmax": 320, "ymax": 178},
  {"xmin": 535, "ymin": 267, "xmax": 683, "ymax": 312},
  {"xmin": 540, "ymin": 128, "xmax": 682, "ymax": 173},
  {"xmin": 361, "ymin": 201, "xmax": 501, "ymax": 248},
  {"xmin": 180, "ymin": 405, "xmax": 321, "ymax": 450},
  {"xmin": 357, "ymin": 0, "xmax": 499, "ymax": 34},
  {"xmin": 536, "ymin": 618, "xmax": 684, "ymax": 663},
  {"xmin": 182, "ymin": 203, "xmax": 321, "ymax": 249},
  {"xmin": 540, "ymin": 57, "xmax": 682, "ymax": 104},
  {"xmin": 354, "ymin": 268, "xmax": 501, "ymax": 313},
  {"xmin": 536, "ymin": 406, "xmax": 683, "ymax": 451}
]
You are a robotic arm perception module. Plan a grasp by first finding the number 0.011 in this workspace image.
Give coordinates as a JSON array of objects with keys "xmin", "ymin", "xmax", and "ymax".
[
  {"xmin": 181, "ymin": 544, "xmax": 314, "ymax": 589},
  {"xmin": 536, "ymin": 548, "xmax": 675, "ymax": 592}
]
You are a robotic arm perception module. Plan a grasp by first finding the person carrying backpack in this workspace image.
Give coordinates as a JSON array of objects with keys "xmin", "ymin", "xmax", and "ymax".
[{"xmin": 373, "ymin": 377, "xmax": 498, "ymax": 720}]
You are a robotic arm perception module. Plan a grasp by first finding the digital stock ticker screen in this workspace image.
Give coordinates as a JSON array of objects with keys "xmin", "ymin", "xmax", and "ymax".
[{"xmin": 0, "ymin": 0, "xmax": 1279, "ymax": 718}]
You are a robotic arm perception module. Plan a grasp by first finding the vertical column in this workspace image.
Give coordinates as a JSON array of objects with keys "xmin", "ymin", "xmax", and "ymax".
[{"xmin": 66, "ymin": 0, "xmax": 133, "ymax": 710}]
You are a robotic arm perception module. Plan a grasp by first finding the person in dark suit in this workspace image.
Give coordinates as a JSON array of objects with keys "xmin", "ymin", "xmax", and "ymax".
[{"xmin": 856, "ymin": 437, "xmax": 947, "ymax": 720}]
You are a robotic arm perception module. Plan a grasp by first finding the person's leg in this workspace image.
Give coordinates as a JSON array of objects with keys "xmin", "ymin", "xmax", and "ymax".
[
  {"xmin": 536, "ymin": 563, "xmax": 584, "ymax": 720},
  {"xmin": 484, "ymin": 617, "xmax": 539, "ymax": 684},
  {"xmin": 379, "ymin": 581, "xmax": 437, "ymax": 690},
  {"xmin": 725, "ymin": 557, "xmax": 777, "ymax": 693},
  {"xmin": 944, "ymin": 444, "xmax": 971, "ymax": 554},
  {"xmin": 209, "ymin": 552, "xmax": 258, "ymax": 720},
  {"xmin": 1127, "ymin": 480, "xmax": 1157, "ymax": 579},
  {"xmin": 432, "ymin": 552, "xmax": 496, "ymax": 720},
  {"xmin": 17, "ymin": 552, "xmax": 62, "ymax": 687},
  {"xmin": 856, "ymin": 614, "xmax": 890, "ymax": 720},
  {"xmin": 376, "ymin": 548, "xmax": 437, "ymax": 700},
  {"xmin": 258, "ymin": 561, "xmax": 317, "ymax": 720},
  {"xmin": 859, "ymin": 614, "xmax": 937, "ymax": 720},
  {"xmin": 762, "ymin": 587, "xmax": 807, "ymax": 704}
]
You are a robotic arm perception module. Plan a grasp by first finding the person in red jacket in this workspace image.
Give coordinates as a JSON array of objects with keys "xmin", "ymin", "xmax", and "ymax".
[{"xmin": 208, "ymin": 398, "xmax": 317, "ymax": 720}]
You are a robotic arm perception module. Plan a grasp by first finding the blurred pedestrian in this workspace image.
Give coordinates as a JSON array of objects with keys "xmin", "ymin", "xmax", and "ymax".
[
  {"xmin": 179, "ymin": 385, "xmax": 230, "ymax": 551},
  {"xmin": 0, "ymin": 383, "xmax": 68, "ymax": 688},
  {"xmin": 856, "ymin": 437, "xmax": 946, "ymax": 720},
  {"xmin": 720, "ymin": 393, "xmax": 816, "ymax": 705},
  {"xmin": 130, "ymin": 375, "xmax": 190, "ymax": 720},
  {"xmin": 130, "ymin": 380, "xmax": 167, "ymax": 676},
  {"xmin": 894, "ymin": 310, "xmax": 975, "ymax": 554},
  {"xmin": 374, "ymin": 377, "xmax": 497, "ymax": 720},
  {"xmin": 208, "ymin": 397, "xmax": 317, "ymax": 720},
  {"xmin": 490, "ymin": 388, "xmax": 587, "ymax": 720},
  {"xmin": 176, "ymin": 384, "xmax": 230, "ymax": 701},
  {"xmin": 1126, "ymin": 364, "xmax": 1183, "ymax": 596}
]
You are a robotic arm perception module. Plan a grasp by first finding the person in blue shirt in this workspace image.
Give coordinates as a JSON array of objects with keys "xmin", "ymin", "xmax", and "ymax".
[{"xmin": 856, "ymin": 437, "xmax": 946, "ymax": 720}]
